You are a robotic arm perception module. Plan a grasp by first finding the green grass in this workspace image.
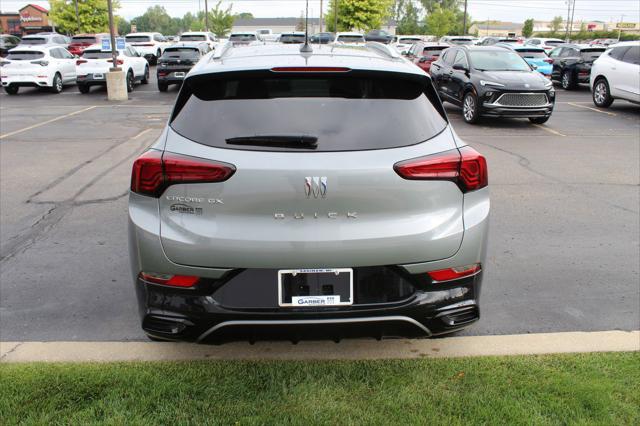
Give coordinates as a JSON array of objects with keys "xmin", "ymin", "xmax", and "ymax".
[{"xmin": 1, "ymin": 352, "xmax": 638, "ymax": 425}]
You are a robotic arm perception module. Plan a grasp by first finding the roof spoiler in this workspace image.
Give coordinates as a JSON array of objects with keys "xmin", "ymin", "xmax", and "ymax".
[
  {"xmin": 211, "ymin": 41, "xmax": 233, "ymax": 61},
  {"xmin": 365, "ymin": 41, "xmax": 402, "ymax": 60}
]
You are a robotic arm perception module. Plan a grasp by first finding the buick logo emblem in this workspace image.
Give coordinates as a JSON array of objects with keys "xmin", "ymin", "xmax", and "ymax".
[{"xmin": 305, "ymin": 177, "xmax": 327, "ymax": 198}]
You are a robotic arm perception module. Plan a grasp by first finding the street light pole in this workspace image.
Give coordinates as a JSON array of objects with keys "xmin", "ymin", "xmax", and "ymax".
[
  {"xmin": 463, "ymin": 0, "xmax": 468, "ymax": 35},
  {"xmin": 320, "ymin": 0, "xmax": 323, "ymax": 33},
  {"xmin": 74, "ymin": 0, "xmax": 80, "ymax": 33},
  {"xmin": 107, "ymin": 0, "xmax": 118, "ymax": 69},
  {"xmin": 204, "ymin": 0, "xmax": 209, "ymax": 32},
  {"xmin": 334, "ymin": 0, "xmax": 338, "ymax": 32}
]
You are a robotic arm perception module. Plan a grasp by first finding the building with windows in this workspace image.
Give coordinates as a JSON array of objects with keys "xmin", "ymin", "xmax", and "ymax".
[{"xmin": 1, "ymin": 4, "xmax": 53, "ymax": 36}]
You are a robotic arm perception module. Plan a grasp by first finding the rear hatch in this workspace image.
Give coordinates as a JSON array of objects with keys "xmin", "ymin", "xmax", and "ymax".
[
  {"xmin": 2, "ymin": 50, "xmax": 46, "ymax": 75},
  {"xmin": 158, "ymin": 47, "xmax": 200, "ymax": 73},
  {"xmin": 159, "ymin": 69, "xmax": 465, "ymax": 269},
  {"xmin": 77, "ymin": 50, "xmax": 118, "ymax": 73},
  {"xmin": 125, "ymin": 35, "xmax": 152, "ymax": 47},
  {"xmin": 580, "ymin": 48, "xmax": 605, "ymax": 64}
]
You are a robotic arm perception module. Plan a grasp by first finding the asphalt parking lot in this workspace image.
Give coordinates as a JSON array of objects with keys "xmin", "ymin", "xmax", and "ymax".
[{"xmin": 0, "ymin": 68, "xmax": 638, "ymax": 341}]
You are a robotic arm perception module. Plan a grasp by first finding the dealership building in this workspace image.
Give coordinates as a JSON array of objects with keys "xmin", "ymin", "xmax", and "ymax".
[{"xmin": 0, "ymin": 4, "xmax": 54, "ymax": 36}]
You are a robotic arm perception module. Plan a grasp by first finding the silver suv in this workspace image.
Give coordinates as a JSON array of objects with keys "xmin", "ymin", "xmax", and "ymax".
[{"xmin": 128, "ymin": 42, "xmax": 490, "ymax": 343}]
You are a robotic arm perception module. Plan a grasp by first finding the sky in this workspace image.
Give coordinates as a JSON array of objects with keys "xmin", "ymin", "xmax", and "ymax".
[{"xmin": 2, "ymin": 0, "xmax": 639, "ymax": 23}]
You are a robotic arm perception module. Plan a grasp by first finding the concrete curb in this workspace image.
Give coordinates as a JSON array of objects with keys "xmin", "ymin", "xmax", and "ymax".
[{"xmin": 1, "ymin": 331, "xmax": 638, "ymax": 363}]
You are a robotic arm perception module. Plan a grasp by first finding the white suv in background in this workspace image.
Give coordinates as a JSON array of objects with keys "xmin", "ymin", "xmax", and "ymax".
[
  {"xmin": 124, "ymin": 32, "xmax": 168, "ymax": 64},
  {"xmin": 18, "ymin": 34, "xmax": 69, "ymax": 47},
  {"xmin": 591, "ymin": 41, "xmax": 640, "ymax": 108},
  {"xmin": 76, "ymin": 44, "xmax": 149, "ymax": 93},
  {"xmin": 524, "ymin": 38, "xmax": 564, "ymax": 52},
  {"xmin": 179, "ymin": 32, "xmax": 217, "ymax": 50},
  {"xmin": 0, "ymin": 45, "xmax": 76, "ymax": 94}
]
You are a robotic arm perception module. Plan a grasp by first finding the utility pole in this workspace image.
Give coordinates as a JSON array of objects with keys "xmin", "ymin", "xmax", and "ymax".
[
  {"xmin": 204, "ymin": 0, "xmax": 209, "ymax": 31},
  {"xmin": 320, "ymin": 0, "xmax": 323, "ymax": 33},
  {"xmin": 105, "ymin": 0, "xmax": 127, "ymax": 100},
  {"xmin": 334, "ymin": 0, "xmax": 338, "ymax": 32},
  {"xmin": 565, "ymin": 0, "xmax": 572, "ymax": 40},
  {"xmin": 74, "ymin": 0, "xmax": 80, "ymax": 33},
  {"xmin": 568, "ymin": 0, "xmax": 576, "ymax": 40},
  {"xmin": 463, "ymin": 0, "xmax": 468, "ymax": 35},
  {"xmin": 107, "ymin": 0, "xmax": 117, "ymax": 68}
]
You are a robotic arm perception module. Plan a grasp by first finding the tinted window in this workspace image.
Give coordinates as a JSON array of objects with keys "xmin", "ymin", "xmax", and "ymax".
[
  {"xmin": 229, "ymin": 34, "xmax": 256, "ymax": 42},
  {"xmin": 580, "ymin": 49, "xmax": 604, "ymax": 61},
  {"xmin": 162, "ymin": 47, "xmax": 200, "ymax": 58},
  {"xmin": 549, "ymin": 48, "xmax": 561, "ymax": 57},
  {"xmin": 280, "ymin": 34, "xmax": 305, "ymax": 43},
  {"xmin": 171, "ymin": 73, "xmax": 447, "ymax": 152},
  {"xmin": 59, "ymin": 48, "xmax": 73, "ymax": 59},
  {"xmin": 528, "ymin": 39, "xmax": 540, "ymax": 45},
  {"xmin": 546, "ymin": 40, "xmax": 564, "ymax": 45},
  {"xmin": 515, "ymin": 49, "xmax": 547, "ymax": 58},
  {"xmin": 71, "ymin": 36, "xmax": 96, "ymax": 43},
  {"xmin": 181, "ymin": 34, "xmax": 206, "ymax": 41},
  {"xmin": 21, "ymin": 37, "xmax": 47, "ymax": 45},
  {"xmin": 609, "ymin": 46, "xmax": 629, "ymax": 60},
  {"xmin": 398, "ymin": 38, "xmax": 421, "ymax": 44},
  {"xmin": 5, "ymin": 51, "xmax": 44, "ymax": 60},
  {"xmin": 126, "ymin": 35, "xmax": 151, "ymax": 42},
  {"xmin": 453, "ymin": 51, "xmax": 468, "ymax": 67},
  {"xmin": 82, "ymin": 50, "xmax": 114, "ymax": 59},
  {"xmin": 54, "ymin": 37, "xmax": 66, "ymax": 44},
  {"xmin": 337, "ymin": 35, "xmax": 365, "ymax": 43},
  {"xmin": 449, "ymin": 38, "xmax": 474, "ymax": 45},
  {"xmin": 440, "ymin": 49, "xmax": 454, "ymax": 64},
  {"xmin": 423, "ymin": 47, "xmax": 447, "ymax": 57},
  {"xmin": 621, "ymin": 46, "xmax": 639, "ymax": 64},
  {"xmin": 49, "ymin": 49, "xmax": 61, "ymax": 59},
  {"xmin": 470, "ymin": 50, "xmax": 530, "ymax": 71}
]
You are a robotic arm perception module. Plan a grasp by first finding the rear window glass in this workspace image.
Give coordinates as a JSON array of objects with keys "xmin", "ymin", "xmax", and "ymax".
[
  {"xmin": 398, "ymin": 38, "xmax": 421, "ymax": 44},
  {"xmin": 423, "ymin": 47, "xmax": 447, "ymax": 57},
  {"xmin": 162, "ymin": 47, "xmax": 200, "ymax": 57},
  {"xmin": 170, "ymin": 72, "xmax": 447, "ymax": 152},
  {"xmin": 450, "ymin": 38, "xmax": 474, "ymax": 45},
  {"xmin": 516, "ymin": 49, "xmax": 547, "ymax": 58},
  {"xmin": 337, "ymin": 35, "xmax": 364, "ymax": 43},
  {"xmin": 72, "ymin": 36, "xmax": 96, "ymax": 43},
  {"xmin": 280, "ymin": 35, "xmax": 305, "ymax": 43},
  {"xmin": 229, "ymin": 34, "xmax": 256, "ymax": 42},
  {"xmin": 21, "ymin": 37, "xmax": 47, "ymax": 45},
  {"xmin": 126, "ymin": 35, "xmax": 151, "ymax": 42},
  {"xmin": 6, "ymin": 51, "xmax": 44, "ymax": 60},
  {"xmin": 546, "ymin": 40, "xmax": 563, "ymax": 45},
  {"xmin": 580, "ymin": 49, "xmax": 605, "ymax": 60},
  {"xmin": 82, "ymin": 50, "xmax": 113, "ymax": 59},
  {"xmin": 180, "ymin": 35, "xmax": 206, "ymax": 41}
]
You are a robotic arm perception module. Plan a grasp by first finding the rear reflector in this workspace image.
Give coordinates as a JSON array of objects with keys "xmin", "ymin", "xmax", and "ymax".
[
  {"xmin": 428, "ymin": 264, "xmax": 481, "ymax": 282},
  {"xmin": 140, "ymin": 272, "xmax": 200, "ymax": 287},
  {"xmin": 76, "ymin": 59, "xmax": 87, "ymax": 65},
  {"xmin": 394, "ymin": 146, "xmax": 488, "ymax": 192},
  {"xmin": 270, "ymin": 67, "xmax": 351, "ymax": 72},
  {"xmin": 131, "ymin": 150, "xmax": 236, "ymax": 197}
]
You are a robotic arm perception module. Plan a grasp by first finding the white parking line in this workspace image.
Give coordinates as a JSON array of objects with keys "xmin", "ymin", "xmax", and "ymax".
[
  {"xmin": 567, "ymin": 102, "xmax": 616, "ymax": 116},
  {"xmin": 131, "ymin": 128, "xmax": 153, "ymax": 140},
  {"xmin": 0, "ymin": 106, "xmax": 97, "ymax": 140},
  {"xmin": 1, "ymin": 330, "xmax": 638, "ymax": 362},
  {"xmin": 532, "ymin": 124, "xmax": 566, "ymax": 137}
]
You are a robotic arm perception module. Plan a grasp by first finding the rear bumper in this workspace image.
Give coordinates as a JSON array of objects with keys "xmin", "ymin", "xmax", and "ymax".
[
  {"xmin": 1, "ymin": 74, "xmax": 52, "ymax": 87},
  {"xmin": 136, "ymin": 272, "xmax": 483, "ymax": 342},
  {"xmin": 77, "ymin": 73, "xmax": 106, "ymax": 86}
]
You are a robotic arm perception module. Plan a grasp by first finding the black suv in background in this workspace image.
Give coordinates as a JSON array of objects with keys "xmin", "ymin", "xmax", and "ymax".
[
  {"xmin": 157, "ymin": 42, "xmax": 210, "ymax": 92},
  {"xmin": 0, "ymin": 34, "xmax": 20, "ymax": 57},
  {"xmin": 364, "ymin": 29, "xmax": 394, "ymax": 44},
  {"xmin": 430, "ymin": 45, "xmax": 555, "ymax": 124},
  {"xmin": 548, "ymin": 44, "xmax": 605, "ymax": 90}
]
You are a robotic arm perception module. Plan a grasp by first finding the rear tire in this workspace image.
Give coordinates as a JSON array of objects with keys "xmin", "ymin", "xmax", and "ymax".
[
  {"xmin": 158, "ymin": 82, "xmax": 168, "ymax": 92},
  {"xmin": 592, "ymin": 77, "xmax": 613, "ymax": 108},
  {"xmin": 78, "ymin": 84, "xmax": 90, "ymax": 94},
  {"xmin": 141, "ymin": 66, "xmax": 149, "ymax": 84},
  {"xmin": 529, "ymin": 116, "xmax": 550, "ymax": 124},
  {"xmin": 126, "ymin": 70, "xmax": 134, "ymax": 92},
  {"xmin": 4, "ymin": 85, "xmax": 18, "ymax": 95},
  {"xmin": 51, "ymin": 73, "xmax": 63, "ymax": 93},
  {"xmin": 462, "ymin": 92, "xmax": 480, "ymax": 124},
  {"xmin": 561, "ymin": 70, "xmax": 576, "ymax": 90}
]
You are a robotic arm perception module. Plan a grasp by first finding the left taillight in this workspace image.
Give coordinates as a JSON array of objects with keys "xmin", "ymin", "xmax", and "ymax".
[
  {"xmin": 428, "ymin": 263, "xmax": 482, "ymax": 283},
  {"xmin": 76, "ymin": 59, "xmax": 87, "ymax": 65},
  {"xmin": 139, "ymin": 272, "xmax": 200, "ymax": 288},
  {"xmin": 394, "ymin": 146, "xmax": 488, "ymax": 193},
  {"xmin": 131, "ymin": 150, "xmax": 236, "ymax": 197}
]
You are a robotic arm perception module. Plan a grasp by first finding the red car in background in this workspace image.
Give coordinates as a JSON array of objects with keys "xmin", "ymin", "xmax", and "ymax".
[
  {"xmin": 67, "ymin": 33, "xmax": 109, "ymax": 56},
  {"xmin": 405, "ymin": 42, "xmax": 450, "ymax": 73}
]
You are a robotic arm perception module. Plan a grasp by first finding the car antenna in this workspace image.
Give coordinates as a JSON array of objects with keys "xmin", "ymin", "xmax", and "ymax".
[{"xmin": 300, "ymin": 0, "xmax": 313, "ymax": 53}]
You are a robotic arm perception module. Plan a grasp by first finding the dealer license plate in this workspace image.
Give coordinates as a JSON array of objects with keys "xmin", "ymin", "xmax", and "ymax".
[{"xmin": 278, "ymin": 268, "xmax": 353, "ymax": 307}]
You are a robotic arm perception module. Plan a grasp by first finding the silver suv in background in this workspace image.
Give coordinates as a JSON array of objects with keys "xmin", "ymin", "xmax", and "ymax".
[{"xmin": 128, "ymin": 42, "xmax": 490, "ymax": 343}]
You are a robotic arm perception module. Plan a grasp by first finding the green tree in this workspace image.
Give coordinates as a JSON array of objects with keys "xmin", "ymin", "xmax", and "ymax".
[
  {"xmin": 549, "ymin": 15, "xmax": 564, "ymax": 32},
  {"xmin": 420, "ymin": 0, "xmax": 461, "ymax": 13},
  {"xmin": 325, "ymin": 0, "xmax": 394, "ymax": 32},
  {"xmin": 522, "ymin": 18, "xmax": 534, "ymax": 38},
  {"xmin": 396, "ymin": 1, "xmax": 422, "ymax": 35},
  {"xmin": 209, "ymin": 1, "xmax": 234, "ymax": 38},
  {"xmin": 49, "ymin": 0, "xmax": 118, "ymax": 34},
  {"xmin": 235, "ymin": 12, "xmax": 254, "ymax": 19},
  {"xmin": 116, "ymin": 16, "xmax": 130, "ymax": 35},
  {"xmin": 425, "ymin": 5, "xmax": 455, "ymax": 37},
  {"xmin": 132, "ymin": 6, "xmax": 172, "ymax": 33}
]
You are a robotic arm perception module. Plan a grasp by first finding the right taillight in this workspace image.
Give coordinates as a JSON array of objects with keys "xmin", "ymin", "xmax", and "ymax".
[
  {"xmin": 394, "ymin": 146, "xmax": 487, "ymax": 193},
  {"xmin": 131, "ymin": 150, "xmax": 236, "ymax": 197}
]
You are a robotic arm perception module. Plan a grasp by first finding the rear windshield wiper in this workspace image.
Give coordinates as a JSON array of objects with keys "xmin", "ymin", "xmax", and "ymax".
[{"xmin": 225, "ymin": 135, "xmax": 318, "ymax": 149}]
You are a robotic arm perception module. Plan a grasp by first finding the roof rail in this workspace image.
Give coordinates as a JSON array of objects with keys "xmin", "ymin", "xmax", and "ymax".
[
  {"xmin": 211, "ymin": 41, "xmax": 234, "ymax": 61},
  {"xmin": 365, "ymin": 41, "xmax": 402, "ymax": 60}
]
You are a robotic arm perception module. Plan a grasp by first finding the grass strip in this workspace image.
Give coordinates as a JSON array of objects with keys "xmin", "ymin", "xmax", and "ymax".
[{"xmin": 1, "ymin": 352, "xmax": 638, "ymax": 425}]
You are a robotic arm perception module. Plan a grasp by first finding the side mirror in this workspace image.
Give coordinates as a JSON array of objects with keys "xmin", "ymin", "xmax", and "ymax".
[{"xmin": 453, "ymin": 63, "xmax": 468, "ymax": 72}]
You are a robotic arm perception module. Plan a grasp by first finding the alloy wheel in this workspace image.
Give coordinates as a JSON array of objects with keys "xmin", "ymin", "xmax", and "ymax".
[
  {"xmin": 562, "ymin": 73, "xmax": 570, "ymax": 89},
  {"xmin": 463, "ymin": 95, "xmax": 475, "ymax": 121},
  {"xmin": 594, "ymin": 81, "xmax": 607, "ymax": 105}
]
